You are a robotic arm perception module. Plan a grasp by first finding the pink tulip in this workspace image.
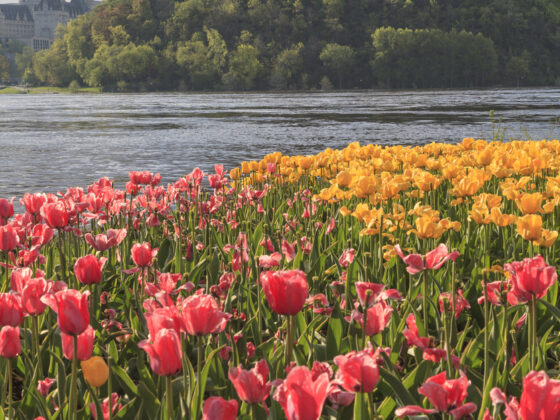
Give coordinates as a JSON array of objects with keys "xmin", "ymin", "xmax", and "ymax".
[
  {"xmin": 41, "ymin": 289, "xmax": 90, "ymax": 335},
  {"xmin": 74, "ymin": 255, "xmax": 107, "ymax": 285},
  {"xmin": 202, "ymin": 397, "xmax": 238, "ymax": 420},
  {"xmin": 0, "ymin": 325, "xmax": 20, "ymax": 358},
  {"xmin": 138, "ymin": 328, "xmax": 182, "ymax": 376},
  {"xmin": 181, "ymin": 293, "xmax": 228, "ymax": 336},
  {"xmin": 394, "ymin": 244, "xmax": 459, "ymax": 274},
  {"xmin": 61, "ymin": 325, "xmax": 95, "ymax": 361},
  {"xmin": 0, "ymin": 293, "xmax": 23, "ymax": 326}
]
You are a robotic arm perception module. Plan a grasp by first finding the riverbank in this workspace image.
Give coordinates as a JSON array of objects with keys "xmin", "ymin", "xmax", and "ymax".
[{"xmin": 0, "ymin": 86, "xmax": 102, "ymax": 94}]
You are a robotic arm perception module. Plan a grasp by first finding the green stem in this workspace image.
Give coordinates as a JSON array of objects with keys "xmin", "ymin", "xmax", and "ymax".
[
  {"xmin": 69, "ymin": 335, "xmax": 78, "ymax": 420},
  {"xmin": 361, "ymin": 392, "xmax": 366, "ymax": 420},
  {"xmin": 250, "ymin": 403, "xmax": 257, "ymax": 420},
  {"xmin": 444, "ymin": 310, "xmax": 453, "ymax": 377},
  {"xmin": 422, "ymin": 272, "xmax": 428, "ymax": 334},
  {"xmin": 530, "ymin": 295, "xmax": 537, "ymax": 370},
  {"xmin": 33, "ymin": 316, "xmax": 43, "ymax": 378},
  {"xmin": 108, "ymin": 355, "xmax": 112, "ymax": 420},
  {"xmin": 57, "ymin": 231, "xmax": 68, "ymax": 284},
  {"xmin": 501, "ymin": 304, "xmax": 509, "ymax": 391},
  {"xmin": 7, "ymin": 358, "xmax": 12, "ymax": 420},
  {"xmin": 197, "ymin": 336, "xmax": 203, "ymax": 420},
  {"xmin": 3, "ymin": 252, "xmax": 8, "ymax": 293},
  {"xmin": 181, "ymin": 334, "xmax": 189, "ymax": 414},
  {"xmin": 285, "ymin": 315, "xmax": 294, "ymax": 367},
  {"xmin": 483, "ymin": 274, "xmax": 489, "ymax": 386},
  {"xmin": 166, "ymin": 375, "xmax": 173, "ymax": 420}
]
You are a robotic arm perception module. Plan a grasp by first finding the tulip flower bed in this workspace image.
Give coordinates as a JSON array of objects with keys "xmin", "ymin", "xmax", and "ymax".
[{"xmin": 2, "ymin": 137, "xmax": 560, "ymax": 420}]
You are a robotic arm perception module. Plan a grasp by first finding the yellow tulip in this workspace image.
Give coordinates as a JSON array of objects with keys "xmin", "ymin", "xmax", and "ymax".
[
  {"xmin": 229, "ymin": 167, "xmax": 240, "ymax": 180},
  {"xmin": 535, "ymin": 229, "xmax": 558, "ymax": 247},
  {"xmin": 336, "ymin": 171, "xmax": 352, "ymax": 188},
  {"xmin": 490, "ymin": 207, "xmax": 516, "ymax": 227},
  {"xmin": 516, "ymin": 193, "xmax": 543, "ymax": 214},
  {"xmin": 81, "ymin": 356, "xmax": 109, "ymax": 387},
  {"xmin": 516, "ymin": 214, "xmax": 542, "ymax": 241}
]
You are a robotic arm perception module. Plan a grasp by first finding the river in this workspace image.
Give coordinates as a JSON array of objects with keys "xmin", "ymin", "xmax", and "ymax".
[{"xmin": 1, "ymin": 88, "xmax": 559, "ymax": 199}]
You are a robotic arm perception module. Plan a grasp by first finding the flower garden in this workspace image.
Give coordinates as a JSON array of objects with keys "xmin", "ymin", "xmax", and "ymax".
[{"xmin": 1, "ymin": 137, "xmax": 560, "ymax": 419}]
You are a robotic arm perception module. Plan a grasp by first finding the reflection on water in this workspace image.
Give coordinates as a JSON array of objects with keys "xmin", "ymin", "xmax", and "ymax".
[{"xmin": 0, "ymin": 88, "xmax": 559, "ymax": 198}]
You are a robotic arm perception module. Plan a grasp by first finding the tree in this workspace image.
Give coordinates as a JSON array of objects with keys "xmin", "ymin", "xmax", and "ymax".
[
  {"xmin": 0, "ymin": 55, "xmax": 9, "ymax": 83},
  {"xmin": 270, "ymin": 43, "xmax": 304, "ymax": 89},
  {"xmin": 319, "ymin": 43, "xmax": 355, "ymax": 88},
  {"xmin": 505, "ymin": 51, "xmax": 531, "ymax": 87},
  {"xmin": 222, "ymin": 44, "xmax": 263, "ymax": 90},
  {"xmin": 15, "ymin": 47, "xmax": 34, "ymax": 76}
]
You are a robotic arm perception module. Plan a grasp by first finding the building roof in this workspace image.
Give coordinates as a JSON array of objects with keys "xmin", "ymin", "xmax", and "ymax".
[{"xmin": 0, "ymin": 4, "xmax": 34, "ymax": 21}]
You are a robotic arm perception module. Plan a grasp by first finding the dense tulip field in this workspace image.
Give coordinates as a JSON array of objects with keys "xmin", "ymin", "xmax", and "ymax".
[{"xmin": 2, "ymin": 138, "xmax": 560, "ymax": 420}]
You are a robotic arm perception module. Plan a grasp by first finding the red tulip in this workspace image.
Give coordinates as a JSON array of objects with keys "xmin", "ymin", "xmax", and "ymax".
[
  {"xmin": 0, "ymin": 197, "xmax": 14, "ymax": 221},
  {"xmin": 31, "ymin": 223, "xmax": 54, "ymax": 247},
  {"xmin": 0, "ymin": 224, "xmax": 19, "ymax": 251},
  {"xmin": 74, "ymin": 255, "xmax": 107, "ymax": 285},
  {"xmin": 395, "ymin": 371, "xmax": 477, "ymax": 419},
  {"xmin": 402, "ymin": 314, "xmax": 430, "ymax": 350},
  {"xmin": 37, "ymin": 377, "xmax": 55, "ymax": 398},
  {"xmin": 85, "ymin": 229, "xmax": 127, "ymax": 252},
  {"xmin": 21, "ymin": 276, "xmax": 50, "ymax": 316},
  {"xmin": 90, "ymin": 392, "xmax": 121, "ymax": 420},
  {"xmin": 334, "ymin": 348, "xmax": 380, "ymax": 393},
  {"xmin": 61, "ymin": 325, "xmax": 95, "ymax": 361},
  {"xmin": 394, "ymin": 244, "xmax": 459, "ymax": 274},
  {"xmin": 338, "ymin": 248, "xmax": 355, "ymax": 268},
  {"xmin": 273, "ymin": 365, "xmax": 330, "ymax": 420},
  {"xmin": 439, "ymin": 289, "xmax": 471, "ymax": 319},
  {"xmin": 0, "ymin": 293, "xmax": 23, "ymax": 326},
  {"xmin": 21, "ymin": 193, "xmax": 47, "ymax": 215},
  {"xmin": 258, "ymin": 252, "xmax": 282, "ymax": 268},
  {"xmin": 10, "ymin": 267, "xmax": 33, "ymax": 292},
  {"xmin": 41, "ymin": 289, "xmax": 90, "ymax": 335},
  {"xmin": 40, "ymin": 201, "xmax": 69, "ymax": 228},
  {"xmin": 129, "ymin": 171, "xmax": 154, "ymax": 185},
  {"xmin": 0, "ymin": 325, "xmax": 20, "ymax": 358},
  {"xmin": 145, "ymin": 306, "xmax": 182, "ymax": 338},
  {"xmin": 519, "ymin": 370, "xmax": 560, "ymax": 420},
  {"xmin": 260, "ymin": 270, "xmax": 308, "ymax": 315},
  {"xmin": 228, "ymin": 359, "xmax": 271, "ymax": 404},
  {"xmin": 505, "ymin": 255, "xmax": 557, "ymax": 302},
  {"xmin": 353, "ymin": 300, "xmax": 392, "ymax": 336},
  {"xmin": 131, "ymin": 242, "xmax": 158, "ymax": 267},
  {"xmin": 202, "ymin": 397, "xmax": 238, "ymax": 420},
  {"xmin": 138, "ymin": 328, "xmax": 182, "ymax": 376},
  {"xmin": 355, "ymin": 282, "xmax": 386, "ymax": 307},
  {"xmin": 181, "ymin": 293, "xmax": 228, "ymax": 336}
]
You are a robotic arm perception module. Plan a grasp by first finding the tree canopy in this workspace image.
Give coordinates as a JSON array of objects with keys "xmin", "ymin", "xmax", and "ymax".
[{"xmin": 20, "ymin": 0, "xmax": 560, "ymax": 90}]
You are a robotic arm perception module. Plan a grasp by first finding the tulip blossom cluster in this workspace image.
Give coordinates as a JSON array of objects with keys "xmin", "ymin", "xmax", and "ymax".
[{"xmin": 1, "ymin": 140, "xmax": 560, "ymax": 419}]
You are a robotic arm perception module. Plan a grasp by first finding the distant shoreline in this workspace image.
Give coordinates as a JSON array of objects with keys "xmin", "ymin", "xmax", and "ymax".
[{"xmin": 1, "ymin": 85, "xmax": 559, "ymax": 95}]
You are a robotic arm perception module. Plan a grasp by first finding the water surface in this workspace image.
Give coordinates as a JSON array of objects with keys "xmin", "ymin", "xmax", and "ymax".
[{"xmin": 1, "ymin": 88, "xmax": 559, "ymax": 199}]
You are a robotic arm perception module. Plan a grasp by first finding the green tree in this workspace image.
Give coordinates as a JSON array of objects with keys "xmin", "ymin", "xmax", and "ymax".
[
  {"xmin": 270, "ymin": 43, "xmax": 304, "ymax": 89},
  {"xmin": 0, "ymin": 55, "xmax": 9, "ymax": 82},
  {"xmin": 319, "ymin": 43, "xmax": 355, "ymax": 88},
  {"xmin": 15, "ymin": 47, "xmax": 34, "ymax": 77},
  {"xmin": 222, "ymin": 44, "xmax": 263, "ymax": 90},
  {"xmin": 505, "ymin": 51, "xmax": 531, "ymax": 87},
  {"xmin": 32, "ymin": 40, "xmax": 76, "ymax": 86}
]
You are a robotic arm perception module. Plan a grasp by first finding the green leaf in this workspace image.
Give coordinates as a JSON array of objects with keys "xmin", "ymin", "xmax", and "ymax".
[
  {"xmin": 137, "ymin": 382, "xmax": 160, "ymax": 419},
  {"xmin": 378, "ymin": 368, "xmax": 418, "ymax": 407},
  {"xmin": 326, "ymin": 306, "xmax": 343, "ymax": 359},
  {"xmin": 112, "ymin": 364, "xmax": 138, "ymax": 396}
]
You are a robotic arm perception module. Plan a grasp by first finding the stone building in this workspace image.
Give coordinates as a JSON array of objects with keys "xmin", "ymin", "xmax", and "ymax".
[{"xmin": 0, "ymin": 0, "xmax": 99, "ymax": 51}]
